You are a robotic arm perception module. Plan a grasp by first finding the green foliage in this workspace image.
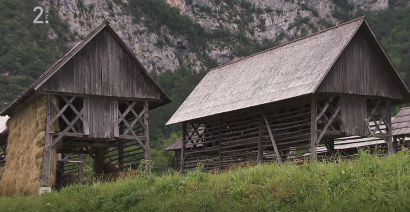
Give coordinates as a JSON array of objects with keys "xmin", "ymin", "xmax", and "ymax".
[
  {"xmin": 317, "ymin": 18, "xmax": 335, "ymax": 28},
  {"xmin": 148, "ymin": 67, "xmax": 206, "ymax": 149},
  {"xmin": 150, "ymin": 132, "xmax": 180, "ymax": 174},
  {"xmin": 300, "ymin": 3, "xmax": 320, "ymax": 17},
  {"xmin": 331, "ymin": 0, "xmax": 354, "ymax": 22},
  {"xmin": 0, "ymin": 0, "xmax": 70, "ymax": 110},
  {"xmin": 388, "ymin": 0, "xmax": 408, "ymax": 8},
  {"xmin": 3, "ymin": 153, "xmax": 410, "ymax": 211}
]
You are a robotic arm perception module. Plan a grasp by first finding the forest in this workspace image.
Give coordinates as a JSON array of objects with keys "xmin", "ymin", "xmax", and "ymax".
[{"xmin": 0, "ymin": 0, "xmax": 409, "ymax": 174}]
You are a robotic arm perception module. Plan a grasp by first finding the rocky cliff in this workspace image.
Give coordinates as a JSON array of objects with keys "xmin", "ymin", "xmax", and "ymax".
[{"xmin": 40, "ymin": 0, "xmax": 392, "ymax": 72}]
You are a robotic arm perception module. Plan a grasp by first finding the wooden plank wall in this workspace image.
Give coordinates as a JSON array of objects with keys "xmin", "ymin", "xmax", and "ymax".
[
  {"xmin": 83, "ymin": 97, "xmax": 118, "ymax": 138},
  {"xmin": 317, "ymin": 28, "xmax": 403, "ymax": 100},
  {"xmin": 340, "ymin": 95, "xmax": 367, "ymax": 136},
  {"xmin": 41, "ymin": 29, "xmax": 161, "ymax": 100}
]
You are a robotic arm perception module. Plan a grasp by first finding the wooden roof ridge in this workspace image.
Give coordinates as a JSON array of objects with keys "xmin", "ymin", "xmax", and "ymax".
[
  {"xmin": 1, "ymin": 21, "xmax": 171, "ymax": 116},
  {"xmin": 210, "ymin": 16, "xmax": 366, "ymax": 72}
]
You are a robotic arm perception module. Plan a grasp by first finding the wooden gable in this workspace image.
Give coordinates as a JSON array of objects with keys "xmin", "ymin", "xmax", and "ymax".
[
  {"xmin": 40, "ymin": 28, "xmax": 162, "ymax": 100},
  {"xmin": 317, "ymin": 25, "xmax": 403, "ymax": 100}
]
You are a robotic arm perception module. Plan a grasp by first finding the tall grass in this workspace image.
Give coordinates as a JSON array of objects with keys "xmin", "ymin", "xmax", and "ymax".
[{"xmin": 1, "ymin": 150, "xmax": 410, "ymax": 211}]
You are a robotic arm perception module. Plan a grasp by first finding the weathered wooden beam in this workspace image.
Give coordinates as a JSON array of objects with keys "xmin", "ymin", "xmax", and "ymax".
[
  {"xmin": 78, "ymin": 154, "xmax": 85, "ymax": 183},
  {"xmin": 310, "ymin": 95, "xmax": 318, "ymax": 162},
  {"xmin": 262, "ymin": 111, "xmax": 282, "ymax": 165},
  {"xmin": 386, "ymin": 100, "xmax": 395, "ymax": 155},
  {"xmin": 258, "ymin": 110, "xmax": 263, "ymax": 165},
  {"xmin": 144, "ymin": 101, "xmax": 150, "ymax": 174},
  {"xmin": 181, "ymin": 121, "xmax": 186, "ymax": 172},
  {"xmin": 41, "ymin": 95, "xmax": 54, "ymax": 187}
]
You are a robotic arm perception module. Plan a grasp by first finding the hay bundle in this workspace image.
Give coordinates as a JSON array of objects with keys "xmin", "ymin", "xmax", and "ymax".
[
  {"xmin": 0, "ymin": 167, "xmax": 4, "ymax": 181},
  {"xmin": 0, "ymin": 95, "xmax": 58, "ymax": 196}
]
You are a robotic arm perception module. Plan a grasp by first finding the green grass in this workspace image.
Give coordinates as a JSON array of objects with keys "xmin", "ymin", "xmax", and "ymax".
[{"xmin": 2, "ymin": 150, "xmax": 410, "ymax": 211}]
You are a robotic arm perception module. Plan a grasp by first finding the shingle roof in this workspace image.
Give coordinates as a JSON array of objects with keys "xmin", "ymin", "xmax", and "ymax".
[
  {"xmin": 166, "ymin": 17, "xmax": 366, "ymax": 125},
  {"xmin": 1, "ymin": 21, "xmax": 171, "ymax": 116},
  {"xmin": 392, "ymin": 107, "xmax": 410, "ymax": 136}
]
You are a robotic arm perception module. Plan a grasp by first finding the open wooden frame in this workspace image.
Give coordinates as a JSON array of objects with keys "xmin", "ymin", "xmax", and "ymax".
[
  {"xmin": 176, "ymin": 94, "xmax": 394, "ymax": 172},
  {"xmin": 41, "ymin": 94, "xmax": 150, "ymax": 186}
]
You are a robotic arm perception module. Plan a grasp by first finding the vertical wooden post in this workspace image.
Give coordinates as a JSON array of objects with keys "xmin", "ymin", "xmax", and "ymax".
[
  {"xmin": 218, "ymin": 115, "xmax": 222, "ymax": 173},
  {"xmin": 143, "ymin": 101, "xmax": 150, "ymax": 174},
  {"xmin": 262, "ymin": 111, "xmax": 282, "ymax": 165},
  {"xmin": 386, "ymin": 100, "xmax": 395, "ymax": 155},
  {"xmin": 180, "ymin": 121, "xmax": 186, "ymax": 172},
  {"xmin": 41, "ymin": 94, "xmax": 54, "ymax": 187},
  {"xmin": 257, "ymin": 109, "xmax": 263, "ymax": 165},
  {"xmin": 78, "ymin": 154, "xmax": 85, "ymax": 183},
  {"xmin": 119, "ymin": 142, "xmax": 124, "ymax": 171},
  {"xmin": 310, "ymin": 95, "xmax": 318, "ymax": 162}
]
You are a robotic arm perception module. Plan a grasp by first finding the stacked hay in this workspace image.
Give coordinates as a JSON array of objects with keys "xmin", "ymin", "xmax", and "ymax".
[
  {"xmin": 0, "ymin": 167, "xmax": 4, "ymax": 181},
  {"xmin": 0, "ymin": 95, "xmax": 58, "ymax": 196}
]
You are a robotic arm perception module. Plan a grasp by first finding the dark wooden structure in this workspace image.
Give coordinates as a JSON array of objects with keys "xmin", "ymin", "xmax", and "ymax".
[
  {"xmin": 166, "ymin": 17, "xmax": 410, "ymax": 172},
  {"xmin": 0, "ymin": 22, "xmax": 170, "ymax": 187}
]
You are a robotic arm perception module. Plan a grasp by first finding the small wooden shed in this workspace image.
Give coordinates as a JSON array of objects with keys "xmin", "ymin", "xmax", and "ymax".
[
  {"xmin": 0, "ymin": 21, "xmax": 170, "ymax": 195},
  {"xmin": 166, "ymin": 17, "xmax": 410, "ymax": 172}
]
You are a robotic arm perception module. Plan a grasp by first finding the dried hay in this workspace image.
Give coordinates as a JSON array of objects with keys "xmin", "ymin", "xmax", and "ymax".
[
  {"xmin": 0, "ymin": 167, "xmax": 4, "ymax": 181},
  {"xmin": 0, "ymin": 95, "xmax": 58, "ymax": 196}
]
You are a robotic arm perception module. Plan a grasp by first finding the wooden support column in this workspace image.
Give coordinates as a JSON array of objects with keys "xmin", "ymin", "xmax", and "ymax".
[
  {"xmin": 386, "ymin": 100, "xmax": 395, "ymax": 155},
  {"xmin": 218, "ymin": 115, "xmax": 222, "ymax": 173},
  {"xmin": 310, "ymin": 95, "xmax": 318, "ymax": 162},
  {"xmin": 262, "ymin": 111, "xmax": 282, "ymax": 165},
  {"xmin": 143, "ymin": 101, "xmax": 150, "ymax": 174},
  {"xmin": 78, "ymin": 154, "xmax": 85, "ymax": 183},
  {"xmin": 180, "ymin": 121, "xmax": 186, "ymax": 172},
  {"xmin": 41, "ymin": 94, "xmax": 54, "ymax": 187},
  {"xmin": 257, "ymin": 110, "xmax": 263, "ymax": 165}
]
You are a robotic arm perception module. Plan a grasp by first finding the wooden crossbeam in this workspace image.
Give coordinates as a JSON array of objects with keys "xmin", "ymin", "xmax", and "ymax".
[
  {"xmin": 117, "ymin": 100, "xmax": 137, "ymax": 123},
  {"xmin": 50, "ymin": 96, "xmax": 75, "ymax": 123},
  {"xmin": 262, "ymin": 111, "xmax": 282, "ymax": 164},
  {"xmin": 60, "ymin": 95, "xmax": 87, "ymax": 124},
  {"xmin": 315, "ymin": 96, "xmax": 334, "ymax": 123},
  {"xmin": 118, "ymin": 111, "xmax": 148, "ymax": 152},
  {"xmin": 124, "ymin": 101, "xmax": 147, "ymax": 130},
  {"xmin": 317, "ymin": 104, "xmax": 336, "ymax": 131},
  {"xmin": 325, "ymin": 97, "xmax": 343, "ymax": 129},
  {"xmin": 367, "ymin": 100, "xmax": 384, "ymax": 135},
  {"xmin": 50, "ymin": 101, "xmax": 80, "ymax": 136},
  {"xmin": 122, "ymin": 108, "xmax": 146, "ymax": 136},
  {"xmin": 48, "ymin": 109, "xmax": 84, "ymax": 148},
  {"xmin": 316, "ymin": 103, "xmax": 341, "ymax": 144},
  {"xmin": 376, "ymin": 108, "xmax": 392, "ymax": 133}
]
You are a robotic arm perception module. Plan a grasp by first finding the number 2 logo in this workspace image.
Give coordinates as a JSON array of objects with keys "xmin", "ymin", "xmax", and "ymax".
[
  {"xmin": 33, "ymin": 6, "xmax": 49, "ymax": 24},
  {"xmin": 33, "ymin": 6, "xmax": 44, "ymax": 23}
]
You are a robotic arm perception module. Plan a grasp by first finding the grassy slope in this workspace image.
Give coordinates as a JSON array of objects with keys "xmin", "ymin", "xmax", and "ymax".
[{"xmin": 1, "ymin": 151, "xmax": 410, "ymax": 211}]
